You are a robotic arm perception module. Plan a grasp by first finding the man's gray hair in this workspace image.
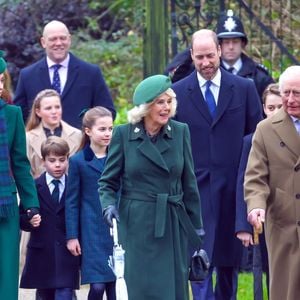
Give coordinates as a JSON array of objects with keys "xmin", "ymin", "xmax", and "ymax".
[{"xmin": 279, "ymin": 65, "xmax": 300, "ymax": 91}]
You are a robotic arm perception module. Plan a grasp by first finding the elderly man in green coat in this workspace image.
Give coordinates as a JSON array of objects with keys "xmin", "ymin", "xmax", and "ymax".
[
  {"xmin": 99, "ymin": 75, "xmax": 203, "ymax": 300},
  {"xmin": 0, "ymin": 52, "xmax": 40, "ymax": 300}
]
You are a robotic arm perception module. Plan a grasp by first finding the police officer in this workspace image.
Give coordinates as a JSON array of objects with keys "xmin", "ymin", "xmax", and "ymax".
[
  {"xmin": 217, "ymin": 10, "xmax": 274, "ymax": 97},
  {"xmin": 165, "ymin": 10, "xmax": 274, "ymax": 98}
]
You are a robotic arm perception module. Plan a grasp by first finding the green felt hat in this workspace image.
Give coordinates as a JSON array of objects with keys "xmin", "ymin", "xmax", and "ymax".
[
  {"xmin": 0, "ymin": 50, "xmax": 7, "ymax": 74},
  {"xmin": 133, "ymin": 75, "xmax": 171, "ymax": 105}
]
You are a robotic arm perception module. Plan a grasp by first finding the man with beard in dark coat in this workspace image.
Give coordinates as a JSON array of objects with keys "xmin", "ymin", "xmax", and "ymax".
[{"xmin": 165, "ymin": 10, "xmax": 274, "ymax": 99}]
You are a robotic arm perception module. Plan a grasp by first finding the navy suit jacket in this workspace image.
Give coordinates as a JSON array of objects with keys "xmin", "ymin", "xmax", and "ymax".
[
  {"xmin": 173, "ymin": 69, "xmax": 263, "ymax": 266},
  {"xmin": 14, "ymin": 53, "xmax": 116, "ymax": 128},
  {"xmin": 20, "ymin": 173, "xmax": 79, "ymax": 289}
]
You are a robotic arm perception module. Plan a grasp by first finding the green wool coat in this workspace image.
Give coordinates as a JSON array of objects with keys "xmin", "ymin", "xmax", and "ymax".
[
  {"xmin": 99, "ymin": 119, "xmax": 202, "ymax": 300},
  {"xmin": 0, "ymin": 103, "xmax": 39, "ymax": 300}
]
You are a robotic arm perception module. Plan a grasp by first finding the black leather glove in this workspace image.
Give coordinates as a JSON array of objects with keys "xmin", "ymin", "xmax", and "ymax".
[
  {"xmin": 103, "ymin": 205, "xmax": 120, "ymax": 227},
  {"xmin": 26, "ymin": 207, "xmax": 40, "ymax": 220}
]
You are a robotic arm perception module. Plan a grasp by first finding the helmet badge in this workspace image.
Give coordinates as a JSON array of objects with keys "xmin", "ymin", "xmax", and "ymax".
[{"xmin": 223, "ymin": 9, "xmax": 237, "ymax": 32}]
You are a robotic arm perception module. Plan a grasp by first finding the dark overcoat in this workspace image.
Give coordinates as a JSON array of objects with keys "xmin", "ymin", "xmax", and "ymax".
[
  {"xmin": 14, "ymin": 53, "xmax": 115, "ymax": 128},
  {"xmin": 172, "ymin": 69, "xmax": 262, "ymax": 267},
  {"xmin": 0, "ymin": 103, "xmax": 39, "ymax": 300},
  {"xmin": 235, "ymin": 133, "xmax": 268, "ymax": 271},
  {"xmin": 20, "ymin": 173, "xmax": 79, "ymax": 289},
  {"xmin": 65, "ymin": 146, "xmax": 115, "ymax": 284},
  {"xmin": 99, "ymin": 120, "xmax": 202, "ymax": 300}
]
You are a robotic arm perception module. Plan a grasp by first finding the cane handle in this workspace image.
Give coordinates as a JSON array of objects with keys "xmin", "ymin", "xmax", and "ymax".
[{"xmin": 253, "ymin": 223, "xmax": 263, "ymax": 245}]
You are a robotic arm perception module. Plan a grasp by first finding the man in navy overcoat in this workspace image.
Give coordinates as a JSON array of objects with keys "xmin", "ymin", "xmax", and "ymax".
[
  {"xmin": 14, "ymin": 20, "xmax": 115, "ymax": 128},
  {"xmin": 173, "ymin": 29, "xmax": 262, "ymax": 300}
]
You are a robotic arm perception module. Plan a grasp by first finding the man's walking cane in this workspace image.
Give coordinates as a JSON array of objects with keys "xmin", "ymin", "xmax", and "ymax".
[{"xmin": 253, "ymin": 222, "xmax": 263, "ymax": 300}]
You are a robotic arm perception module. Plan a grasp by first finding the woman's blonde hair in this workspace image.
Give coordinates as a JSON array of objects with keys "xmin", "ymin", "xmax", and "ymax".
[
  {"xmin": 26, "ymin": 89, "xmax": 61, "ymax": 131},
  {"xmin": 127, "ymin": 88, "xmax": 177, "ymax": 124}
]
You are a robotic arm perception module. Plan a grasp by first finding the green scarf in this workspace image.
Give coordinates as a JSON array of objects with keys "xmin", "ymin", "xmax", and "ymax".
[{"xmin": 0, "ymin": 99, "xmax": 15, "ymax": 218}]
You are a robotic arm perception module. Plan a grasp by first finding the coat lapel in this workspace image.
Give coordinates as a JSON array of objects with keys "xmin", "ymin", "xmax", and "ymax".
[
  {"xmin": 57, "ymin": 187, "xmax": 66, "ymax": 212},
  {"xmin": 130, "ymin": 122, "xmax": 171, "ymax": 172},
  {"xmin": 213, "ymin": 70, "xmax": 234, "ymax": 126},
  {"xmin": 62, "ymin": 54, "xmax": 79, "ymax": 97},
  {"xmin": 27, "ymin": 124, "xmax": 46, "ymax": 161},
  {"xmin": 38, "ymin": 59, "xmax": 52, "ymax": 87},
  {"xmin": 187, "ymin": 71, "xmax": 212, "ymax": 124},
  {"xmin": 272, "ymin": 109, "xmax": 300, "ymax": 158},
  {"xmin": 36, "ymin": 174, "xmax": 57, "ymax": 211},
  {"xmin": 83, "ymin": 145, "xmax": 106, "ymax": 173}
]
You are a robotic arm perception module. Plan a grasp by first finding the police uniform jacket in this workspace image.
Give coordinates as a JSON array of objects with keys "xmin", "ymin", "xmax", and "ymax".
[{"xmin": 225, "ymin": 52, "xmax": 274, "ymax": 98}]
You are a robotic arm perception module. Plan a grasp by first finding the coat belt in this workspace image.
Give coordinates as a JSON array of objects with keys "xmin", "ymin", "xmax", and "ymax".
[{"xmin": 121, "ymin": 190, "xmax": 201, "ymax": 249}]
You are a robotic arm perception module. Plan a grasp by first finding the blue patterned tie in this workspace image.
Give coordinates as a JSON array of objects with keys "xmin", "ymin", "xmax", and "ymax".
[
  {"xmin": 205, "ymin": 81, "xmax": 216, "ymax": 118},
  {"xmin": 52, "ymin": 64, "xmax": 61, "ymax": 94},
  {"xmin": 51, "ymin": 179, "xmax": 60, "ymax": 202}
]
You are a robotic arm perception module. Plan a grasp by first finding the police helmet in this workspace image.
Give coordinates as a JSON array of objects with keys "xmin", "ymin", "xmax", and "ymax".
[{"xmin": 216, "ymin": 10, "xmax": 248, "ymax": 44}]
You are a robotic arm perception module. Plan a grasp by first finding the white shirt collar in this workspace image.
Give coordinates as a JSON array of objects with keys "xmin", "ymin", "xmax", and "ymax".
[
  {"xmin": 46, "ymin": 172, "xmax": 65, "ymax": 186},
  {"xmin": 197, "ymin": 68, "xmax": 221, "ymax": 88},
  {"xmin": 222, "ymin": 57, "xmax": 242, "ymax": 74},
  {"xmin": 47, "ymin": 54, "xmax": 70, "ymax": 69}
]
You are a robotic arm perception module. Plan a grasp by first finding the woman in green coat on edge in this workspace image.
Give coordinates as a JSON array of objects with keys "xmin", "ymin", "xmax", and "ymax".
[
  {"xmin": 0, "ymin": 51, "xmax": 41, "ymax": 300},
  {"xmin": 99, "ymin": 75, "xmax": 203, "ymax": 300}
]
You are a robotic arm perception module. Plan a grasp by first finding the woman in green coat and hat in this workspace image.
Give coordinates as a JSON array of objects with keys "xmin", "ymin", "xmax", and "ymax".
[
  {"xmin": 99, "ymin": 75, "xmax": 203, "ymax": 300},
  {"xmin": 0, "ymin": 51, "xmax": 40, "ymax": 300}
]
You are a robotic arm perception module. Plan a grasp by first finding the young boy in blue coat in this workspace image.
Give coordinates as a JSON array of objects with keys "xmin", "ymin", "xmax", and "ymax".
[{"xmin": 20, "ymin": 136, "xmax": 79, "ymax": 300}]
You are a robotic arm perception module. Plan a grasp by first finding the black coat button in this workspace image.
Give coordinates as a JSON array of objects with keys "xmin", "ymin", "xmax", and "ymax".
[
  {"xmin": 296, "ymin": 194, "xmax": 300, "ymax": 199},
  {"xmin": 295, "ymin": 166, "xmax": 300, "ymax": 172},
  {"xmin": 280, "ymin": 141, "xmax": 285, "ymax": 147},
  {"xmin": 297, "ymin": 221, "xmax": 300, "ymax": 226}
]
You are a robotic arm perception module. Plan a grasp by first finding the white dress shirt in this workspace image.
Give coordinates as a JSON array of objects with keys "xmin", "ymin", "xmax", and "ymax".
[
  {"xmin": 46, "ymin": 172, "xmax": 65, "ymax": 202},
  {"xmin": 197, "ymin": 68, "xmax": 221, "ymax": 105}
]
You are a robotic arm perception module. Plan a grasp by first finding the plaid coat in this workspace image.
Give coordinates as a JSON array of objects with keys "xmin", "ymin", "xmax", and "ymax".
[
  {"xmin": 0, "ymin": 103, "xmax": 39, "ymax": 300},
  {"xmin": 65, "ymin": 145, "xmax": 115, "ymax": 284}
]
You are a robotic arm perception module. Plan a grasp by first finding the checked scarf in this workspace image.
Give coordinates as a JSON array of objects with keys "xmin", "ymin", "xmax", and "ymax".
[{"xmin": 0, "ymin": 98, "xmax": 15, "ymax": 218}]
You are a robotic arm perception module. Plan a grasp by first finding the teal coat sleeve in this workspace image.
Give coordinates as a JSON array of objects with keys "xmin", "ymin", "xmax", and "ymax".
[
  {"xmin": 181, "ymin": 124, "xmax": 203, "ymax": 229},
  {"xmin": 5, "ymin": 105, "xmax": 39, "ymax": 209}
]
